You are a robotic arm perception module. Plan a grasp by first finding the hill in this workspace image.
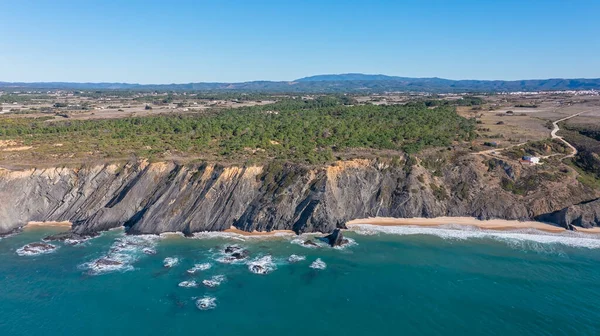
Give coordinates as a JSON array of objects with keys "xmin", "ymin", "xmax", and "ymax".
[{"xmin": 2, "ymin": 75, "xmax": 600, "ymax": 93}]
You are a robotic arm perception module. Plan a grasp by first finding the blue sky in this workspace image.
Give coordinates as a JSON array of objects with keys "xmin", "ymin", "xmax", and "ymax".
[{"xmin": 1, "ymin": 0, "xmax": 599, "ymax": 83}]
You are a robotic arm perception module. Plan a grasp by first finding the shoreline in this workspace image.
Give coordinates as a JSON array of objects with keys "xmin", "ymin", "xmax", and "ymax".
[
  {"xmin": 346, "ymin": 217, "xmax": 600, "ymax": 234},
  {"xmin": 223, "ymin": 227, "xmax": 296, "ymax": 236},
  {"xmin": 12, "ymin": 217, "xmax": 600, "ymax": 238}
]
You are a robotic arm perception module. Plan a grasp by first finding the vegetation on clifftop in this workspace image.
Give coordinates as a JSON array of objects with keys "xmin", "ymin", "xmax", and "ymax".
[{"xmin": 0, "ymin": 98, "xmax": 476, "ymax": 164}]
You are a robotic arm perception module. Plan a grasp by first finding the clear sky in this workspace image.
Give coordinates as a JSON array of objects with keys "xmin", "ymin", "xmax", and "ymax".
[{"xmin": 1, "ymin": 0, "xmax": 599, "ymax": 83}]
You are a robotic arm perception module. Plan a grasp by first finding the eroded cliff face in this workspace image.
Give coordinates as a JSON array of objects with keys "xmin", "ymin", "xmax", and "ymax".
[{"xmin": 0, "ymin": 156, "xmax": 598, "ymax": 235}]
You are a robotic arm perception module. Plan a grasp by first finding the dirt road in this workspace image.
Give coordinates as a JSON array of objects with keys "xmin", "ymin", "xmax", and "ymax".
[{"xmin": 551, "ymin": 112, "xmax": 583, "ymax": 159}]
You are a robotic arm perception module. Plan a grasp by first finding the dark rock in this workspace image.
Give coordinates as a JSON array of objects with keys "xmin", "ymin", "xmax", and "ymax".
[
  {"xmin": 231, "ymin": 250, "xmax": 250, "ymax": 260},
  {"xmin": 142, "ymin": 248, "xmax": 156, "ymax": 255},
  {"xmin": 303, "ymin": 240, "xmax": 319, "ymax": 247},
  {"xmin": 250, "ymin": 265, "xmax": 265, "ymax": 274},
  {"xmin": 224, "ymin": 245, "xmax": 242, "ymax": 254},
  {"xmin": 94, "ymin": 258, "xmax": 123, "ymax": 266},
  {"xmin": 17, "ymin": 242, "xmax": 57, "ymax": 255},
  {"xmin": 44, "ymin": 231, "xmax": 96, "ymax": 242},
  {"xmin": 323, "ymin": 228, "xmax": 349, "ymax": 247},
  {"xmin": 0, "ymin": 226, "xmax": 22, "ymax": 238}
]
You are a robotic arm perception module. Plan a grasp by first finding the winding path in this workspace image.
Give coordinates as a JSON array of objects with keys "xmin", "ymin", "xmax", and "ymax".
[{"xmin": 551, "ymin": 112, "xmax": 583, "ymax": 159}]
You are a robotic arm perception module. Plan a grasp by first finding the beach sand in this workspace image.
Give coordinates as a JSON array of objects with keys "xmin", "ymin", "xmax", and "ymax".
[
  {"xmin": 25, "ymin": 221, "xmax": 72, "ymax": 230},
  {"xmin": 346, "ymin": 216, "xmax": 600, "ymax": 234}
]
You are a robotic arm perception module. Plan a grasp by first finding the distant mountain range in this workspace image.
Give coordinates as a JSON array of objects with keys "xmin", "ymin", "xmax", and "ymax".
[{"xmin": 2, "ymin": 74, "xmax": 600, "ymax": 93}]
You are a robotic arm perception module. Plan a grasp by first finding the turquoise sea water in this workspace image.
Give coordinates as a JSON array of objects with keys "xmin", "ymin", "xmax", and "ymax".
[{"xmin": 2, "ymin": 226, "xmax": 600, "ymax": 336}]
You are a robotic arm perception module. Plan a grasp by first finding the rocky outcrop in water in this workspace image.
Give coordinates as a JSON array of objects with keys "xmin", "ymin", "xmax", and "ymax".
[
  {"xmin": 323, "ymin": 228, "xmax": 349, "ymax": 247},
  {"xmin": 0, "ymin": 156, "xmax": 598, "ymax": 235}
]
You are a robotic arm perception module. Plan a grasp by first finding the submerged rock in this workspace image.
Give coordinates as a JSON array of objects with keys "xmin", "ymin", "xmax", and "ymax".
[
  {"xmin": 196, "ymin": 296, "xmax": 217, "ymax": 310},
  {"xmin": 247, "ymin": 255, "xmax": 276, "ymax": 275},
  {"xmin": 310, "ymin": 258, "xmax": 327, "ymax": 270},
  {"xmin": 302, "ymin": 240, "xmax": 319, "ymax": 247},
  {"xmin": 95, "ymin": 258, "xmax": 123, "ymax": 266},
  {"xmin": 142, "ymin": 247, "xmax": 156, "ymax": 255},
  {"xmin": 323, "ymin": 228, "xmax": 349, "ymax": 247},
  {"xmin": 224, "ymin": 245, "xmax": 242, "ymax": 254},
  {"xmin": 44, "ymin": 231, "xmax": 97, "ymax": 243},
  {"xmin": 178, "ymin": 280, "xmax": 199, "ymax": 288},
  {"xmin": 218, "ymin": 245, "xmax": 250, "ymax": 263},
  {"xmin": 231, "ymin": 250, "xmax": 250, "ymax": 260},
  {"xmin": 202, "ymin": 275, "xmax": 226, "ymax": 288},
  {"xmin": 288, "ymin": 254, "xmax": 306, "ymax": 263},
  {"xmin": 163, "ymin": 257, "xmax": 179, "ymax": 268},
  {"xmin": 0, "ymin": 227, "xmax": 22, "ymax": 239},
  {"xmin": 16, "ymin": 242, "xmax": 57, "ymax": 256},
  {"xmin": 187, "ymin": 263, "xmax": 212, "ymax": 274}
]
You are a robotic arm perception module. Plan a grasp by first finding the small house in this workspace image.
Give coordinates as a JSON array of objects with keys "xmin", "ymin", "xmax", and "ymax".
[{"xmin": 522, "ymin": 156, "xmax": 540, "ymax": 164}]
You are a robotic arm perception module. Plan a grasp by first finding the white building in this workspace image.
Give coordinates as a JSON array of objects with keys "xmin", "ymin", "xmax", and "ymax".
[{"xmin": 523, "ymin": 156, "xmax": 540, "ymax": 164}]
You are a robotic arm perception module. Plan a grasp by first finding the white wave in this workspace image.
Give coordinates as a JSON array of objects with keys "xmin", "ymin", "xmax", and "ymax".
[
  {"xmin": 195, "ymin": 296, "xmax": 217, "ymax": 310},
  {"xmin": 310, "ymin": 258, "xmax": 327, "ymax": 270},
  {"xmin": 178, "ymin": 280, "xmax": 199, "ymax": 288},
  {"xmin": 202, "ymin": 275, "xmax": 226, "ymax": 288},
  {"xmin": 291, "ymin": 234, "xmax": 358, "ymax": 250},
  {"xmin": 192, "ymin": 230, "xmax": 294, "ymax": 241},
  {"xmin": 214, "ymin": 244, "xmax": 250, "ymax": 264},
  {"xmin": 16, "ymin": 242, "xmax": 57, "ymax": 256},
  {"xmin": 192, "ymin": 231, "xmax": 247, "ymax": 241},
  {"xmin": 80, "ymin": 234, "xmax": 160, "ymax": 275},
  {"xmin": 81, "ymin": 257, "xmax": 133, "ymax": 275},
  {"xmin": 288, "ymin": 254, "xmax": 306, "ymax": 263},
  {"xmin": 142, "ymin": 247, "xmax": 156, "ymax": 255},
  {"xmin": 247, "ymin": 255, "xmax": 277, "ymax": 274},
  {"xmin": 290, "ymin": 236, "xmax": 327, "ymax": 249},
  {"xmin": 333, "ymin": 237, "xmax": 358, "ymax": 250},
  {"xmin": 163, "ymin": 257, "xmax": 179, "ymax": 268},
  {"xmin": 349, "ymin": 224, "xmax": 600, "ymax": 249},
  {"xmin": 187, "ymin": 262, "xmax": 212, "ymax": 274}
]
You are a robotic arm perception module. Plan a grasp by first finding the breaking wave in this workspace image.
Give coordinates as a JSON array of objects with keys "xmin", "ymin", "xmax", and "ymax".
[
  {"xmin": 349, "ymin": 224, "xmax": 600, "ymax": 249},
  {"xmin": 16, "ymin": 242, "xmax": 58, "ymax": 256},
  {"xmin": 192, "ymin": 231, "xmax": 294, "ymax": 242},
  {"xmin": 80, "ymin": 234, "xmax": 160, "ymax": 275},
  {"xmin": 178, "ymin": 280, "xmax": 199, "ymax": 288},
  {"xmin": 309, "ymin": 258, "xmax": 327, "ymax": 270},
  {"xmin": 163, "ymin": 257, "xmax": 179, "ymax": 268},
  {"xmin": 202, "ymin": 275, "xmax": 226, "ymax": 288},
  {"xmin": 247, "ymin": 255, "xmax": 277, "ymax": 274},
  {"xmin": 288, "ymin": 254, "xmax": 306, "ymax": 263},
  {"xmin": 187, "ymin": 263, "xmax": 212, "ymax": 274},
  {"xmin": 195, "ymin": 296, "xmax": 217, "ymax": 310}
]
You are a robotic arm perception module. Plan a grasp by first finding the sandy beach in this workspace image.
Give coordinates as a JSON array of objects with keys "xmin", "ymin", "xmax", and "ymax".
[
  {"xmin": 346, "ymin": 216, "xmax": 600, "ymax": 234},
  {"xmin": 25, "ymin": 221, "xmax": 72, "ymax": 229}
]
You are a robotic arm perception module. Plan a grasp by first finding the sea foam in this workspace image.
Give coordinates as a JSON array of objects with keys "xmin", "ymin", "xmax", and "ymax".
[
  {"xmin": 16, "ymin": 242, "xmax": 58, "ymax": 256},
  {"xmin": 310, "ymin": 258, "xmax": 327, "ymax": 270},
  {"xmin": 247, "ymin": 255, "xmax": 277, "ymax": 274},
  {"xmin": 349, "ymin": 224, "xmax": 600, "ymax": 249},
  {"xmin": 80, "ymin": 234, "xmax": 159, "ymax": 275},
  {"xmin": 195, "ymin": 296, "xmax": 217, "ymax": 310},
  {"xmin": 179, "ymin": 280, "xmax": 199, "ymax": 288},
  {"xmin": 163, "ymin": 257, "xmax": 179, "ymax": 268},
  {"xmin": 187, "ymin": 263, "xmax": 212, "ymax": 274},
  {"xmin": 202, "ymin": 275, "xmax": 226, "ymax": 288}
]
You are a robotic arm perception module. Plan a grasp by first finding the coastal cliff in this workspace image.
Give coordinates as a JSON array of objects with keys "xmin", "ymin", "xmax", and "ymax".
[{"xmin": 1, "ymin": 156, "xmax": 599, "ymax": 235}]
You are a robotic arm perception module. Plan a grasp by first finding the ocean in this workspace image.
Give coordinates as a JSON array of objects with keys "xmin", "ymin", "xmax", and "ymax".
[{"xmin": 1, "ymin": 225, "xmax": 600, "ymax": 335}]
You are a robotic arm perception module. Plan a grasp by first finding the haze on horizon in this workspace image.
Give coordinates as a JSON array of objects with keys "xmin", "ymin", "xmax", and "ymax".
[{"xmin": 1, "ymin": 0, "xmax": 599, "ymax": 84}]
